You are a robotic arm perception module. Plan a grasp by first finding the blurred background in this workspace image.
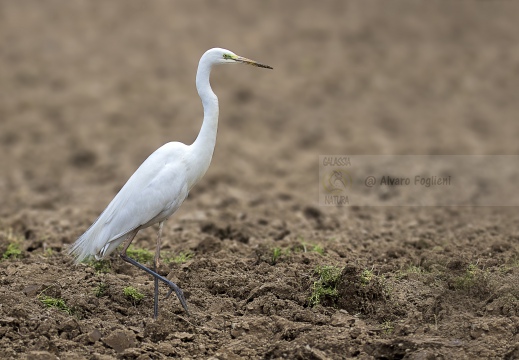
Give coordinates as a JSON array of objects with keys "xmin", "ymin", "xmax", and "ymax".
[{"xmin": 1, "ymin": 0, "xmax": 519, "ymax": 234}]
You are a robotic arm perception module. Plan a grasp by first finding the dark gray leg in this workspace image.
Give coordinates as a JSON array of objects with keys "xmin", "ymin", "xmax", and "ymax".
[
  {"xmin": 153, "ymin": 222, "xmax": 164, "ymax": 319},
  {"xmin": 119, "ymin": 229, "xmax": 190, "ymax": 316}
]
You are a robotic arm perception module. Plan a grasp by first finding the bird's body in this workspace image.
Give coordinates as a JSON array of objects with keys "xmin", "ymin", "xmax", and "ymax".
[
  {"xmin": 70, "ymin": 142, "xmax": 191, "ymax": 261},
  {"xmin": 68, "ymin": 48, "xmax": 272, "ymax": 318}
]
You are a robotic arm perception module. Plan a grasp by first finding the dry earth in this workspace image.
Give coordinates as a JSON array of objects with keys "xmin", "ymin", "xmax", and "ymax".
[{"xmin": 1, "ymin": 1, "xmax": 519, "ymax": 359}]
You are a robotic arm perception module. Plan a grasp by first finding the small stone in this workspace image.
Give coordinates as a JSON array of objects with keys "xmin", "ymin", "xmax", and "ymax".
[
  {"xmin": 26, "ymin": 351, "xmax": 58, "ymax": 360},
  {"xmin": 119, "ymin": 348, "xmax": 142, "ymax": 358},
  {"xmin": 157, "ymin": 342, "xmax": 177, "ymax": 356},
  {"xmin": 230, "ymin": 328, "xmax": 243, "ymax": 338},
  {"xmin": 102, "ymin": 330, "xmax": 136, "ymax": 352},
  {"xmin": 330, "ymin": 311, "xmax": 355, "ymax": 327},
  {"xmin": 0, "ymin": 317, "xmax": 16, "ymax": 325},
  {"xmin": 6, "ymin": 265, "xmax": 18, "ymax": 276},
  {"xmin": 58, "ymin": 318, "xmax": 79, "ymax": 333},
  {"xmin": 172, "ymin": 332, "xmax": 194, "ymax": 341},
  {"xmin": 88, "ymin": 329, "xmax": 102, "ymax": 343},
  {"xmin": 23, "ymin": 284, "xmax": 42, "ymax": 297},
  {"xmin": 53, "ymin": 352, "xmax": 84, "ymax": 360},
  {"xmin": 470, "ymin": 328, "xmax": 484, "ymax": 339},
  {"xmin": 350, "ymin": 327, "xmax": 362, "ymax": 339}
]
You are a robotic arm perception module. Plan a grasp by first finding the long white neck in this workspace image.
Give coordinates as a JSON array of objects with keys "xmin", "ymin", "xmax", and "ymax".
[{"xmin": 189, "ymin": 54, "xmax": 219, "ymax": 187}]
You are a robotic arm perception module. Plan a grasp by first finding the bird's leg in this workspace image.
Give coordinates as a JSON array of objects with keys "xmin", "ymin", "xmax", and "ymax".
[
  {"xmin": 153, "ymin": 222, "xmax": 164, "ymax": 319},
  {"xmin": 119, "ymin": 229, "xmax": 190, "ymax": 316}
]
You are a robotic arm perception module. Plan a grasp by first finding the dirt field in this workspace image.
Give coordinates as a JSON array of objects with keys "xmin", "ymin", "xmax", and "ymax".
[{"xmin": 1, "ymin": 1, "xmax": 519, "ymax": 359}]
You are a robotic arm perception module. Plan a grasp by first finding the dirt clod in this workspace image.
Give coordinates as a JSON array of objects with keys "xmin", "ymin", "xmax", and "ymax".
[
  {"xmin": 26, "ymin": 351, "xmax": 58, "ymax": 360},
  {"xmin": 87, "ymin": 329, "xmax": 102, "ymax": 344},
  {"xmin": 102, "ymin": 330, "xmax": 137, "ymax": 353}
]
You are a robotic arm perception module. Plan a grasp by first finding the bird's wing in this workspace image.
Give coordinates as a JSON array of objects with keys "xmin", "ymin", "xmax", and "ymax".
[{"xmin": 69, "ymin": 142, "xmax": 189, "ymax": 262}]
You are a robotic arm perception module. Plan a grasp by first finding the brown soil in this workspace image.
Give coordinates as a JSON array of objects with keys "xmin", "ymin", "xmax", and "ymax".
[{"xmin": 1, "ymin": 1, "xmax": 519, "ymax": 359}]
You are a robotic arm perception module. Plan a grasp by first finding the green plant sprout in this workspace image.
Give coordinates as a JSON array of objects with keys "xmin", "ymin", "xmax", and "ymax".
[
  {"xmin": 454, "ymin": 263, "xmax": 480, "ymax": 290},
  {"xmin": 312, "ymin": 244, "xmax": 325, "ymax": 255},
  {"xmin": 296, "ymin": 241, "xmax": 325, "ymax": 255},
  {"xmin": 83, "ymin": 258, "xmax": 111, "ymax": 273},
  {"xmin": 381, "ymin": 320, "xmax": 394, "ymax": 334},
  {"xmin": 126, "ymin": 246, "xmax": 154, "ymax": 264},
  {"xmin": 123, "ymin": 286, "xmax": 145, "ymax": 305},
  {"xmin": 171, "ymin": 251, "xmax": 194, "ymax": 264},
  {"xmin": 94, "ymin": 283, "xmax": 108, "ymax": 297},
  {"xmin": 309, "ymin": 265, "xmax": 343, "ymax": 307},
  {"xmin": 2, "ymin": 243, "xmax": 22, "ymax": 260},
  {"xmin": 39, "ymin": 295, "xmax": 73, "ymax": 315},
  {"xmin": 360, "ymin": 268, "xmax": 374, "ymax": 286},
  {"xmin": 272, "ymin": 247, "xmax": 282, "ymax": 264}
]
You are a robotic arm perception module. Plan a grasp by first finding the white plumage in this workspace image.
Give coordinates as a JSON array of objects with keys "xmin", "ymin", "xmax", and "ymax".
[
  {"xmin": 69, "ymin": 142, "xmax": 190, "ymax": 262},
  {"xmin": 68, "ymin": 48, "xmax": 272, "ymax": 318}
]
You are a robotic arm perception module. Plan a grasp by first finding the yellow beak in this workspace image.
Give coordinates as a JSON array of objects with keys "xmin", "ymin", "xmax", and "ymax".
[{"xmin": 234, "ymin": 56, "xmax": 273, "ymax": 69}]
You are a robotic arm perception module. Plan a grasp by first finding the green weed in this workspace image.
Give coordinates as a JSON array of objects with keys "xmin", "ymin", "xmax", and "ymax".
[
  {"xmin": 360, "ymin": 269, "xmax": 374, "ymax": 286},
  {"xmin": 453, "ymin": 263, "xmax": 491, "ymax": 295},
  {"xmin": 499, "ymin": 257, "xmax": 519, "ymax": 274},
  {"xmin": 94, "ymin": 283, "xmax": 108, "ymax": 297},
  {"xmin": 39, "ymin": 295, "xmax": 72, "ymax": 315},
  {"xmin": 295, "ymin": 241, "xmax": 325, "ymax": 255},
  {"xmin": 84, "ymin": 259, "xmax": 111, "ymax": 273},
  {"xmin": 270, "ymin": 247, "xmax": 293, "ymax": 264},
  {"xmin": 406, "ymin": 265, "xmax": 424, "ymax": 274},
  {"xmin": 123, "ymin": 286, "xmax": 144, "ymax": 305},
  {"xmin": 454, "ymin": 263, "xmax": 479, "ymax": 290},
  {"xmin": 127, "ymin": 246, "xmax": 154, "ymax": 264},
  {"xmin": 309, "ymin": 265, "xmax": 343, "ymax": 307},
  {"xmin": 272, "ymin": 247, "xmax": 282, "ymax": 264},
  {"xmin": 312, "ymin": 244, "xmax": 325, "ymax": 255},
  {"xmin": 170, "ymin": 251, "xmax": 194, "ymax": 264},
  {"xmin": 381, "ymin": 320, "xmax": 394, "ymax": 334},
  {"xmin": 395, "ymin": 265, "xmax": 426, "ymax": 280},
  {"xmin": 2, "ymin": 243, "xmax": 22, "ymax": 260},
  {"xmin": 164, "ymin": 251, "xmax": 194, "ymax": 264}
]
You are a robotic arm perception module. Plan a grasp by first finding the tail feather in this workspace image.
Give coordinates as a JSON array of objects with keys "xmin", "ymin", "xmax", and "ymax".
[
  {"xmin": 67, "ymin": 234, "xmax": 90, "ymax": 263},
  {"xmin": 68, "ymin": 216, "xmax": 135, "ymax": 263},
  {"xmin": 68, "ymin": 211, "xmax": 117, "ymax": 263},
  {"xmin": 68, "ymin": 223, "xmax": 104, "ymax": 263}
]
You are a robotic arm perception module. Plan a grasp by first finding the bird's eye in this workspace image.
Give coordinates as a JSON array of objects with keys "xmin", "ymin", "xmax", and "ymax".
[{"xmin": 223, "ymin": 54, "xmax": 232, "ymax": 60}]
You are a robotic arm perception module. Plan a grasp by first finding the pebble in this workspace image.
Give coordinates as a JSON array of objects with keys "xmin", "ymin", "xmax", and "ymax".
[{"xmin": 102, "ymin": 329, "xmax": 136, "ymax": 353}]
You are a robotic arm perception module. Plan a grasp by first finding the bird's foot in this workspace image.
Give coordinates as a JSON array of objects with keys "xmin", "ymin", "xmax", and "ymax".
[
  {"xmin": 164, "ymin": 280, "xmax": 190, "ymax": 316},
  {"xmin": 119, "ymin": 253, "xmax": 190, "ymax": 316}
]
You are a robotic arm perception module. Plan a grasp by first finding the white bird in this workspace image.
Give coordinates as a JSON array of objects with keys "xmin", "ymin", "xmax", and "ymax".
[{"xmin": 68, "ymin": 48, "xmax": 272, "ymax": 318}]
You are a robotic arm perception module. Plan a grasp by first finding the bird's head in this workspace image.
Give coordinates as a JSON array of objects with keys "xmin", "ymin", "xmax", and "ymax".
[{"xmin": 204, "ymin": 48, "xmax": 273, "ymax": 69}]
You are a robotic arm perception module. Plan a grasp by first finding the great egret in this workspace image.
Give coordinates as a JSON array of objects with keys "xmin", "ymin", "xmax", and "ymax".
[{"xmin": 68, "ymin": 48, "xmax": 272, "ymax": 318}]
